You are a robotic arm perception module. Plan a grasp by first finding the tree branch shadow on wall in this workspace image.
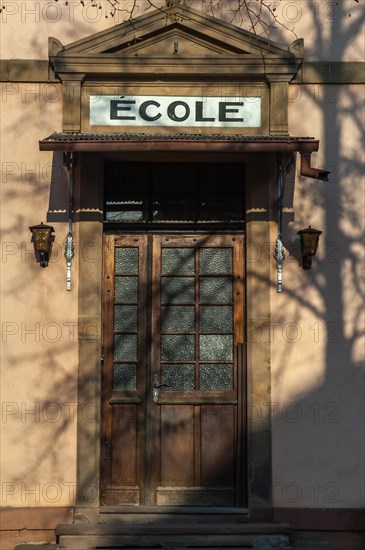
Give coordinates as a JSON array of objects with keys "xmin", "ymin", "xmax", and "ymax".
[{"xmin": 1, "ymin": 4, "xmax": 364, "ymax": 548}]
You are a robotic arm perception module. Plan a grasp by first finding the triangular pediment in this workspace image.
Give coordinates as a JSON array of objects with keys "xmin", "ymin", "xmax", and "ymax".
[{"xmin": 50, "ymin": 3, "xmax": 303, "ymax": 60}]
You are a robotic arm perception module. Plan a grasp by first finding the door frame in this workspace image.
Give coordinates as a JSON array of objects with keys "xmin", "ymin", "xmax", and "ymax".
[{"xmin": 74, "ymin": 152, "xmax": 274, "ymax": 520}]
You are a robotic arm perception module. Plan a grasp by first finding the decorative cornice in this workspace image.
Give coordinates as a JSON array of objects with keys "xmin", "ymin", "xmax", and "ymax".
[
  {"xmin": 49, "ymin": 55, "xmax": 301, "ymax": 82},
  {"xmin": 1, "ymin": 60, "xmax": 363, "ymax": 84}
]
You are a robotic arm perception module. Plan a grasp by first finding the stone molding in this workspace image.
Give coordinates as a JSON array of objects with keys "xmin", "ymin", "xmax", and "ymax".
[
  {"xmin": 1, "ymin": 505, "xmax": 363, "ymax": 530},
  {"xmin": 1, "ymin": 60, "xmax": 364, "ymax": 84}
]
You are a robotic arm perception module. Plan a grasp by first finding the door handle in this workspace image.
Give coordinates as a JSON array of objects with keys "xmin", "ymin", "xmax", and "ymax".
[{"xmin": 153, "ymin": 373, "xmax": 170, "ymax": 403}]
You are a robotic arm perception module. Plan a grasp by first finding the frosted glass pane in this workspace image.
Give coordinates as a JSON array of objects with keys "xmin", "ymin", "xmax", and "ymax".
[
  {"xmin": 161, "ymin": 277, "xmax": 195, "ymax": 303},
  {"xmin": 114, "ymin": 334, "xmax": 137, "ymax": 361},
  {"xmin": 162, "ymin": 364, "xmax": 195, "ymax": 391},
  {"xmin": 114, "ymin": 305, "xmax": 137, "ymax": 332},
  {"xmin": 199, "ymin": 335, "xmax": 233, "ymax": 360},
  {"xmin": 105, "ymin": 208, "xmax": 145, "ymax": 223},
  {"xmin": 200, "ymin": 248, "xmax": 232, "ymax": 273},
  {"xmin": 161, "ymin": 306, "xmax": 195, "ymax": 332},
  {"xmin": 115, "ymin": 277, "xmax": 138, "ymax": 302},
  {"xmin": 115, "ymin": 247, "xmax": 138, "ymax": 273},
  {"xmin": 162, "ymin": 248, "xmax": 195, "ymax": 274},
  {"xmin": 113, "ymin": 364, "xmax": 137, "ymax": 390},
  {"xmin": 200, "ymin": 306, "xmax": 232, "ymax": 333},
  {"xmin": 199, "ymin": 364, "xmax": 233, "ymax": 391},
  {"xmin": 200, "ymin": 277, "xmax": 232, "ymax": 303},
  {"xmin": 161, "ymin": 335, "xmax": 195, "ymax": 361}
]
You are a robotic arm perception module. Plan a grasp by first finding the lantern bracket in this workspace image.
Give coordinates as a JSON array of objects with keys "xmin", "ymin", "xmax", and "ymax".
[
  {"xmin": 274, "ymin": 154, "xmax": 294, "ymax": 292},
  {"xmin": 64, "ymin": 152, "xmax": 75, "ymax": 291}
]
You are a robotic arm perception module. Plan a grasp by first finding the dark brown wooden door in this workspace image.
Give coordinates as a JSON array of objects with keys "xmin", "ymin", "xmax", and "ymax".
[{"xmin": 101, "ymin": 233, "xmax": 246, "ymax": 507}]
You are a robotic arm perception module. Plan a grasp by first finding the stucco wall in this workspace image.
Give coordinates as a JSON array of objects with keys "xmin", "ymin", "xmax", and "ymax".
[
  {"xmin": 0, "ymin": 87, "xmax": 79, "ymax": 507},
  {"xmin": 271, "ymin": 82, "xmax": 365, "ymax": 508}
]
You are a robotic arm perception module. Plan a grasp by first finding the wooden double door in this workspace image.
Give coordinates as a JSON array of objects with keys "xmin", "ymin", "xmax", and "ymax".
[{"xmin": 101, "ymin": 233, "xmax": 246, "ymax": 507}]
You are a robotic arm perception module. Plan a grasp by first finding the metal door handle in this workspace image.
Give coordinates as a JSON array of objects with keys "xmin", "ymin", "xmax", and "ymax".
[{"xmin": 153, "ymin": 374, "xmax": 170, "ymax": 403}]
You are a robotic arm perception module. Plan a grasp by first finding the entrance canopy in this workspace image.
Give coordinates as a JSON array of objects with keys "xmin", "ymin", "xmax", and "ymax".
[
  {"xmin": 40, "ymin": 133, "xmax": 318, "ymax": 152},
  {"xmin": 39, "ymin": 133, "xmax": 328, "ymax": 179}
]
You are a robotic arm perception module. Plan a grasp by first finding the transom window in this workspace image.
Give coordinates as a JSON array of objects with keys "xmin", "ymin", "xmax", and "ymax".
[{"xmin": 104, "ymin": 162, "xmax": 245, "ymax": 223}]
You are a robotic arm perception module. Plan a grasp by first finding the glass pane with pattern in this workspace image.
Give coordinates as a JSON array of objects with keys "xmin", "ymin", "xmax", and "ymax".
[
  {"xmin": 159, "ymin": 244, "xmax": 235, "ymax": 392},
  {"xmin": 112, "ymin": 246, "xmax": 139, "ymax": 390}
]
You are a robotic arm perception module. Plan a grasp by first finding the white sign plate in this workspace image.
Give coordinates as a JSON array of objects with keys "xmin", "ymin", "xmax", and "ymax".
[{"xmin": 90, "ymin": 95, "xmax": 261, "ymax": 128}]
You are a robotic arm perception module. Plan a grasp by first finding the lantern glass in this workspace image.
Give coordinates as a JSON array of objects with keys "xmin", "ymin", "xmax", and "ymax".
[
  {"xmin": 29, "ymin": 223, "xmax": 55, "ymax": 267},
  {"xmin": 297, "ymin": 226, "xmax": 322, "ymax": 269}
]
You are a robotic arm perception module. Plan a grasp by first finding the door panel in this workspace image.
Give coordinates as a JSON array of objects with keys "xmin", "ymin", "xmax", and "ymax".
[
  {"xmin": 102, "ymin": 235, "xmax": 147, "ymax": 506},
  {"xmin": 101, "ymin": 234, "xmax": 245, "ymax": 507}
]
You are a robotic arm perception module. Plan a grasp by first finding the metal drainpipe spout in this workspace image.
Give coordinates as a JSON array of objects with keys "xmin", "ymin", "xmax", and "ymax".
[{"xmin": 300, "ymin": 153, "xmax": 330, "ymax": 181}]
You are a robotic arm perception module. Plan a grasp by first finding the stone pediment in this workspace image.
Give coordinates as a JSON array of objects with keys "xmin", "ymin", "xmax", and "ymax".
[
  {"xmin": 49, "ymin": 3, "xmax": 303, "ymax": 64},
  {"xmin": 49, "ymin": 3, "xmax": 304, "ymax": 135}
]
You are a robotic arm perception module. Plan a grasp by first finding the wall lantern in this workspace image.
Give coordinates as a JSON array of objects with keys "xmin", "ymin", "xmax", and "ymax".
[
  {"xmin": 29, "ymin": 223, "xmax": 55, "ymax": 268},
  {"xmin": 297, "ymin": 225, "xmax": 322, "ymax": 270}
]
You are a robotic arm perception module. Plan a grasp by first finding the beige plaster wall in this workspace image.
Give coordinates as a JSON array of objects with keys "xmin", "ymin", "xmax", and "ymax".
[
  {"xmin": 270, "ymin": 83, "xmax": 365, "ymax": 508},
  {"xmin": 0, "ymin": 87, "xmax": 79, "ymax": 506},
  {"xmin": 0, "ymin": 0, "xmax": 364, "ymax": 62},
  {"xmin": 0, "ymin": 0, "xmax": 364, "ymax": 511}
]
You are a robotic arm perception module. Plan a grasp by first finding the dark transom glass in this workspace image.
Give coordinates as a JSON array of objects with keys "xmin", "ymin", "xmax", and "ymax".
[{"xmin": 104, "ymin": 162, "xmax": 244, "ymax": 224}]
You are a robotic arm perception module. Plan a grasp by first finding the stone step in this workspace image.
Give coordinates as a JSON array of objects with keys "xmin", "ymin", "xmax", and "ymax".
[
  {"xmin": 13, "ymin": 524, "xmax": 333, "ymax": 550},
  {"xmin": 14, "ymin": 539, "xmax": 334, "ymax": 550},
  {"xmin": 57, "ymin": 535, "xmax": 289, "ymax": 549},
  {"xmin": 87, "ymin": 511, "xmax": 250, "ymax": 524},
  {"xmin": 56, "ymin": 522, "xmax": 293, "ymax": 536},
  {"xmin": 56, "ymin": 522, "xmax": 293, "ymax": 550}
]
